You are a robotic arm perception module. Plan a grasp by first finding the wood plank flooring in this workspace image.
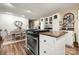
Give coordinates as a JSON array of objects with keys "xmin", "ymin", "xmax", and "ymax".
[
  {"xmin": 1, "ymin": 37, "xmax": 79, "ymax": 55},
  {"xmin": 0, "ymin": 40, "xmax": 27, "ymax": 55},
  {"xmin": 65, "ymin": 45, "xmax": 79, "ymax": 55}
]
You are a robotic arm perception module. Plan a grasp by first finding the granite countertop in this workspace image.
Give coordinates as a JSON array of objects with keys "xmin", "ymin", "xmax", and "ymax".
[{"xmin": 40, "ymin": 31, "xmax": 67, "ymax": 38}]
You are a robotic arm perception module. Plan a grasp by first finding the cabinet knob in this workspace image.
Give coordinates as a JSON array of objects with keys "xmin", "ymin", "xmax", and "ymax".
[
  {"xmin": 44, "ymin": 51, "xmax": 46, "ymax": 53},
  {"xmin": 44, "ymin": 40, "xmax": 46, "ymax": 42}
]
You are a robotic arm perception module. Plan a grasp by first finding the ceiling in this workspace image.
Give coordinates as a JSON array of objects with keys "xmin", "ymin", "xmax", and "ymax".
[{"xmin": 0, "ymin": 3, "xmax": 79, "ymax": 19}]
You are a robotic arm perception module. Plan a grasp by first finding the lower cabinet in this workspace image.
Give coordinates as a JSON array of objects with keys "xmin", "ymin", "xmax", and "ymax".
[
  {"xmin": 39, "ymin": 34, "xmax": 66, "ymax": 55},
  {"xmin": 65, "ymin": 31, "xmax": 74, "ymax": 46}
]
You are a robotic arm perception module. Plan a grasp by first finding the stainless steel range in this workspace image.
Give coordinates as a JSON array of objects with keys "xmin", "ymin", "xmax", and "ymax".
[{"xmin": 26, "ymin": 29, "xmax": 49, "ymax": 55}]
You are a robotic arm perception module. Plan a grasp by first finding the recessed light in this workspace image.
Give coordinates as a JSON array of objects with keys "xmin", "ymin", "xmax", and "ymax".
[
  {"xmin": 26, "ymin": 10, "xmax": 32, "ymax": 13},
  {"xmin": 23, "ymin": 9, "xmax": 32, "ymax": 14},
  {"xmin": 22, "ymin": 9, "xmax": 32, "ymax": 14},
  {"xmin": 21, "ymin": 15, "xmax": 25, "ymax": 18},
  {"xmin": 4, "ymin": 12, "xmax": 13, "ymax": 15}
]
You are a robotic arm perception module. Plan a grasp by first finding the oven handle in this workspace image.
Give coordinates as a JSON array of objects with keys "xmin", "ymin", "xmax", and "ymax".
[{"xmin": 33, "ymin": 38, "xmax": 38, "ymax": 40}]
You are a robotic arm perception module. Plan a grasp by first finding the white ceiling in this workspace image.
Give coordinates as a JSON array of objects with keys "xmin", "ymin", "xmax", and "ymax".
[{"xmin": 0, "ymin": 3, "xmax": 79, "ymax": 19}]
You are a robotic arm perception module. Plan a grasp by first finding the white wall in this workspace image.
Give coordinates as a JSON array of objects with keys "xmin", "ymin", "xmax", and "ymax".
[
  {"xmin": 59, "ymin": 7, "xmax": 79, "ymax": 43},
  {"xmin": 0, "ymin": 14, "xmax": 28, "ymax": 34}
]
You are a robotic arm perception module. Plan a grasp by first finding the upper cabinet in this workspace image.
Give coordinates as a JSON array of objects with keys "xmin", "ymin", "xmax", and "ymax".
[
  {"xmin": 40, "ymin": 16, "xmax": 53, "ymax": 30},
  {"xmin": 52, "ymin": 13, "xmax": 61, "ymax": 31},
  {"xmin": 54, "ymin": 15, "xmax": 58, "ymax": 19},
  {"xmin": 45, "ymin": 17, "xmax": 49, "ymax": 25},
  {"xmin": 40, "ymin": 13, "xmax": 61, "ymax": 31},
  {"xmin": 49, "ymin": 17, "xmax": 52, "ymax": 24},
  {"xmin": 40, "ymin": 18, "xmax": 45, "ymax": 30},
  {"xmin": 41, "ymin": 19, "xmax": 44, "ymax": 22}
]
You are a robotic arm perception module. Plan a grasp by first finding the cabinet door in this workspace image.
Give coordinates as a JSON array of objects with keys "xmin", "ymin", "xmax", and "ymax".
[
  {"xmin": 49, "ymin": 17, "xmax": 52, "ymax": 24},
  {"xmin": 52, "ymin": 13, "xmax": 60, "ymax": 31},
  {"xmin": 39, "ymin": 34, "xmax": 56, "ymax": 55},
  {"xmin": 40, "ymin": 35, "xmax": 56, "ymax": 47},
  {"xmin": 40, "ymin": 21, "xmax": 45, "ymax": 30},
  {"xmin": 65, "ymin": 31, "xmax": 74, "ymax": 46},
  {"xmin": 40, "ymin": 46, "xmax": 56, "ymax": 55},
  {"xmin": 54, "ymin": 35, "xmax": 65, "ymax": 55}
]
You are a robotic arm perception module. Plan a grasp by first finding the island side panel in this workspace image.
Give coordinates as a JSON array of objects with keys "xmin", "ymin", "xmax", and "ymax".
[
  {"xmin": 39, "ymin": 33, "xmax": 67, "ymax": 55},
  {"xmin": 39, "ymin": 34, "xmax": 56, "ymax": 55}
]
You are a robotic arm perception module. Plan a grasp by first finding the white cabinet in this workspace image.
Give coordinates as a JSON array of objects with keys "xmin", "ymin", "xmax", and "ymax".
[
  {"xmin": 39, "ymin": 13, "xmax": 61, "ymax": 31},
  {"xmin": 40, "ymin": 17, "xmax": 53, "ymax": 30},
  {"xmin": 40, "ymin": 18, "xmax": 45, "ymax": 30},
  {"xmin": 39, "ymin": 34, "xmax": 66, "ymax": 55},
  {"xmin": 54, "ymin": 35, "xmax": 65, "ymax": 54},
  {"xmin": 65, "ymin": 31, "xmax": 74, "ymax": 46},
  {"xmin": 52, "ymin": 13, "xmax": 61, "ymax": 31},
  {"xmin": 39, "ymin": 34, "xmax": 56, "ymax": 55}
]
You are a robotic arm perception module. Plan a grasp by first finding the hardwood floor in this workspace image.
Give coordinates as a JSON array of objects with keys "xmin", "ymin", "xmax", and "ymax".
[
  {"xmin": 1, "ymin": 37, "xmax": 79, "ymax": 55},
  {"xmin": 0, "ymin": 40, "xmax": 27, "ymax": 55},
  {"xmin": 65, "ymin": 45, "xmax": 79, "ymax": 55}
]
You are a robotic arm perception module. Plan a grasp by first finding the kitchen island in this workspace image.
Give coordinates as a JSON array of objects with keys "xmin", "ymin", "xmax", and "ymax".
[
  {"xmin": 39, "ymin": 31, "xmax": 67, "ymax": 55},
  {"xmin": 26, "ymin": 29, "xmax": 68, "ymax": 55}
]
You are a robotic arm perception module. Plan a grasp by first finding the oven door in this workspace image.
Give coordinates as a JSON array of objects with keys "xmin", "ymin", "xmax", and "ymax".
[{"xmin": 27, "ymin": 35, "xmax": 39, "ymax": 55}]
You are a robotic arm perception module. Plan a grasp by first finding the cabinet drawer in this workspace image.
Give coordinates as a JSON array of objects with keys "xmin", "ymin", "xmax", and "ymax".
[
  {"xmin": 65, "ymin": 31, "xmax": 74, "ymax": 46},
  {"xmin": 39, "ymin": 34, "xmax": 56, "ymax": 55},
  {"xmin": 40, "ymin": 46, "xmax": 55, "ymax": 55},
  {"xmin": 40, "ymin": 35, "xmax": 56, "ymax": 46}
]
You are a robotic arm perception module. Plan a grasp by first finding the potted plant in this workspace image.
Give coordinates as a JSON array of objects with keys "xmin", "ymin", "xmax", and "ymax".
[{"xmin": 73, "ymin": 33, "xmax": 78, "ymax": 48}]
